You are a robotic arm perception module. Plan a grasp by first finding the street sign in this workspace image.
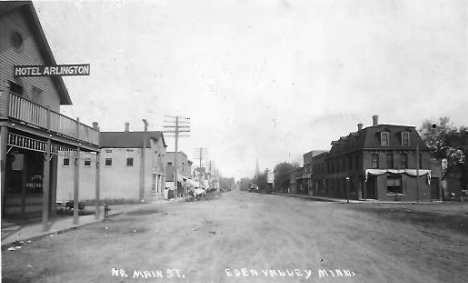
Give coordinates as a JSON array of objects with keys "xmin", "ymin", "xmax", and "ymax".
[{"xmin": 14, "ymin": 64, "xmax": 90, "ymax": 77}]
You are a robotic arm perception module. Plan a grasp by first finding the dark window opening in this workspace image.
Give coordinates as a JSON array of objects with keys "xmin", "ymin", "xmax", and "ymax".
[
  {"xmin": 387, "ymin": 175, "xmax": 402, "ymax": 194},
  {"xmin": 127, "ymin": 157, "xmax": 134, "ymax": 166},
  {"xmin": 372, "ymin": 154, "xmax": 379, "ymax": 169},
  {"xmin": 386, "ymin": 153, "xmax": 394, "ymax": 169},
  {"xmin": 63, "ymin": 158, "xmax": 70, "ymax": 166},
  {"xmin": 105, "ymin": 158, "xmax": 112, "ymax": 166},
  {"xmin": 9, "ymin": 81, "xmax": 23, "ymax": 96},
  {"xmin": 400, "ymin": 154, "xmax": 408, "ymax": 169},
  {"xmin": 84, "ymin": 158, "xmax": 91, "ymax": 166}
]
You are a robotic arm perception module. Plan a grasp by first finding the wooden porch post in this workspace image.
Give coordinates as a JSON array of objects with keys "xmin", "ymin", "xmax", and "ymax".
[
  {"xmin": 0, "ymin": 126, "xmax": 9, "ymax": 218},
  {"xmin": 42, "ymin": 139, "xmax": 51, "ymax": 231},
  {"xmin": 73, "ymin": 118, "xmax": 80, "ymax": 225},
  {"xmin": 95, "ymin": 151, "xmax": 100, "ymax": 219},
  {"xmin": 73, "ymin": 148, "xmax": 80, "ymax": 224},
  {"xmin": 50, "ymin": 155, "xmax": 58, "ymax": 216},
  {"xmin": 1, "ymin": 84, "xmax": 11, "ymax": 218}
]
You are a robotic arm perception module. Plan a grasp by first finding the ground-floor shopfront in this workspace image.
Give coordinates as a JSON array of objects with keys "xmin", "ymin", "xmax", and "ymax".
[
  {"xmin": 1, "ymin": 124, "xmax": 99, "ymax": 229},
  {"xmin": 3, "ymin": 147, "xmax": 56, "ymax": 218},
  {"xmin": 312, "ymin": 169, "xmax": 442, "ymax": 202}
]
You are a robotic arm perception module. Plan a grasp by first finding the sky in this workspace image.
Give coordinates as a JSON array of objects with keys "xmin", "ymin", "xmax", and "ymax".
[{"xmin": 33, "ymin": 0, "xmax": 467, "ymax": 180}]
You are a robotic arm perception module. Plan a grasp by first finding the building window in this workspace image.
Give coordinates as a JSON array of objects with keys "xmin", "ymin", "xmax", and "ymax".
[
  {"xmin": 63, "ymin": 151, "xmax": 71, "ymax": 166},
  {"xmin": 167, "ymin": 162, "xmax": 173, "ymax": 166},
  {"xmin": 418, "ymin": 153, "xmax": 423, "ymax": 169},
  {"xmin": 84, "ymin": 158, "xmax": 91, "ymax": 166},
  {"xmin": 372, "ymin": 154, "xmax": 379, "ymax": 169},
  {"xmin": 9, "ymin": 81, "xmax": 23, "ymax": 96},
  {"xmin": 31, "ymin": 86, "xmax": 43, "ymax": 104},
  {"xmin": 386, "ymin": 153, "xmax": 394, "ymax": 169},
  {"xmin": 387, "ymin": 175, "xmax": 402, "ymax": 194},
  {"xmin": 105, "ymin": 150, "xmax": 113, "ymax": 166},
  {"xmin": 402, "ymin": 132, "xmax": 410, "ymax": 146},
  {"xmin": 381, "ymin": 132, "xmax": 390, "ymax": 146},
  {"xmin": 400, "ymin": 153, "xmax": 408, "ymax": 169},
  {"xmin": 10, "ymin": 31, "xmax": 24, "ymax": 52},
  {"xmin": 126, "ymin": 149, "xmax": 134, "ymax": 166}
]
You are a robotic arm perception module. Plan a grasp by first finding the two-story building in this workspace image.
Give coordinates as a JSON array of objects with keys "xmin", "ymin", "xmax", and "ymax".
[
  {"xmin": 165, "ymin": 151, "xmax": 192, "ymax": 198},
  {"xmin": 57, "ymin": 122, "xmax": 167, "ymax": 202},
  {"xmin": 312, "ymin": 115, "xmax": 442, "ymax": 201},
  {"xmin": 302, "ymin": 150, "xmax": 327, "ymax": 195},
  {"xmin": 0, "ymin": 2, "xmax": 100, "ymax": 225}
]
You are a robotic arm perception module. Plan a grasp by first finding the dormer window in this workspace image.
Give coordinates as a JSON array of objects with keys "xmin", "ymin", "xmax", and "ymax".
[
  {"xmin": 381, "ymin": 132, "xmax": 389, "ymax": 146},
  {"xmin": 402, "ymin": 132, "xmax": 410, "ymax": 146}
]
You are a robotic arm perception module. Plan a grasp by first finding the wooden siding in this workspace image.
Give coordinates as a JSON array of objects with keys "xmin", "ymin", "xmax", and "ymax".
[{"xmin": 0, "ymin": 9, "xmax": 60, "ymax": 112}]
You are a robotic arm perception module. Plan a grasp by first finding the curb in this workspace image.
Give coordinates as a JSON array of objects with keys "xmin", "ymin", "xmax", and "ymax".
[
  {"xmin": 1, "ymin": 211, "xmax": 124, "ymax": 251},
  {"xmin": 272, "ymin": 193, "xmax": 342, "ymax": 203}
]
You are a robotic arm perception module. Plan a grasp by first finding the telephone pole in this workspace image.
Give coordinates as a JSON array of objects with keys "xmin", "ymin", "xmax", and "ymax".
[
  {"xmin": 194, "ymin": 148, "xmax": 208, "ymax": 168},
  {"xmin": 164, "ymin": 115, "xmax": 190, "ymax": 201},
  {"xmin": 193, "ymin": 148, "xmax": 208, "ymax": 188}
]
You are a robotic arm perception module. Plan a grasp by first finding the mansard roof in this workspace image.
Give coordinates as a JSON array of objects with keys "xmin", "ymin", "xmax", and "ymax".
[{"xmin": 328, "ymin": 124, "xmax": 429, "ymax": 157}]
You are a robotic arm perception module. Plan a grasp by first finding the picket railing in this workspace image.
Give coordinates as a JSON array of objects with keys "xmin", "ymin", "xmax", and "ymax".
[{"xmin": 1, "ymin": 91, "xmax": 99, "ymax": 146}]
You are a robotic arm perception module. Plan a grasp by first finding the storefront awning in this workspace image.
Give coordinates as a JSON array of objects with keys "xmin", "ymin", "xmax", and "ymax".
[{"xmin": 365, "ymin": 169, "xmax": 432, "ymax": 185}]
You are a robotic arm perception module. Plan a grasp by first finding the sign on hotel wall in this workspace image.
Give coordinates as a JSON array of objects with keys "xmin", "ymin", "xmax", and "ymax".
[{"xmin": 13, "ymin": 64, "xmax": 90, "ymax": 77}]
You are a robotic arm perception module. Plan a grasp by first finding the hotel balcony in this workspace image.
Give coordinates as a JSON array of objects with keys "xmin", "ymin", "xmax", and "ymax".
[{"xmin": 0, "ymin": 91, "xmax": 99, "ymax": 151}]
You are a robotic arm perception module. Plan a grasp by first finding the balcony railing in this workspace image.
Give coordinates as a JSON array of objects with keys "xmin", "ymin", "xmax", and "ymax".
[{"xmin": 1, "ymin": 91, "xmax": 99, "ymax": 146}]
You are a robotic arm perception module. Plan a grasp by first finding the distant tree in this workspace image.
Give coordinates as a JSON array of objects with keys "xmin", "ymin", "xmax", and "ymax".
[
  {"xmin": 219, "ymin": 177, "xmax": 235, "ymax": 191},
  {"xmin": 253, "ymin": 172, "xmax": 268, "ymax": 192},
  {"xmin": 273, "ymin": 162, "xmax": 300, "ymax": 193},
  {"xmin": 239, "ymin": 177, "xmax": 252, "ymax": 191},
  {"xmin": 420, "ymin": 117, "xmax": 468, "ymax": 197}
]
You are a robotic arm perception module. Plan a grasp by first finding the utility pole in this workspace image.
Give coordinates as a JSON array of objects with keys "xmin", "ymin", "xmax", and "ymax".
[
  {"xmin": 194, "ymin": 148, "xmax": 208, "ymax": 168},
  {"xmin": 416, "ymin": 142, "xmax": 420, "ymax": 204},
  {"xmin": 194, "ymin": 148, "xmax": 208, "ymax": 188},
  {"xmin": 140, "ymin": 119, "xmax": 148, "ymax": 201},
  {"xmin": 164, "ymin": 116, "xmax": 190, "ymax": 201}
]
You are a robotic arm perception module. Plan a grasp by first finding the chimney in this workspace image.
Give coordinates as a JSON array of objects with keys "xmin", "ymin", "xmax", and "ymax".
[
  {"xmin": 125, "ymin": 122, "xmax": 130, "ymax": 132},
  {"xmin": 372, "ymin": 115, "xmax": 379, "ymax": 126},
  {"xmin": 357, "ymin": 123, "xmax": 363, "ymax": 131},
  {"xmin": 92, "ymin": 122, "xmax": 99, "ymax": 130}
]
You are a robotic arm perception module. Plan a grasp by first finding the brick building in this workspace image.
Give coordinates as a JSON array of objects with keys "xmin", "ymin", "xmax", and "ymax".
[
  {"xmin": 0, "ymin": 2, "xmax": 99, "ymax": 223},
  {"xmin": 312, "ymin": 116, "xmax": 442, "ymax": 201},
  {"xmin": 302, "ymin": 150, "xmax": 327, "ymax": 195}
]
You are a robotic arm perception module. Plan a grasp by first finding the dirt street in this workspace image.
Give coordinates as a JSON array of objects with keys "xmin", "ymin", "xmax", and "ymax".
[{"xmin": 2, "ymin": 191, "xmax": 468, "ymax": 283}]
